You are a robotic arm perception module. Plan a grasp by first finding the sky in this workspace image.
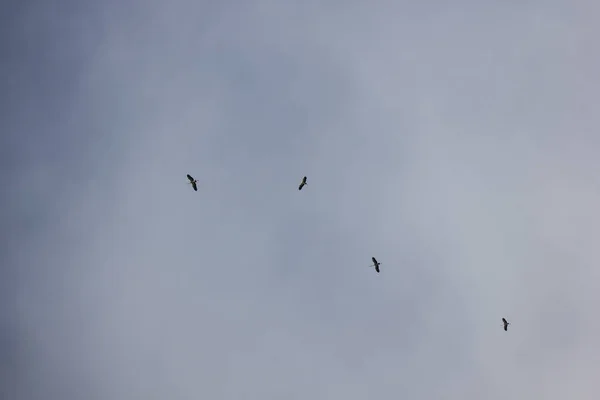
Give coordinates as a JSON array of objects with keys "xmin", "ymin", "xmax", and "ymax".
[{"xmin": 2, "ymin": 0, "xmax": 600, "ymax": 399}]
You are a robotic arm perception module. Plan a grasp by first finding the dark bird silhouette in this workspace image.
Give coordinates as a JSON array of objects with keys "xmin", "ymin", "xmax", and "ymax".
[
  {"xmin": 298, "ymin": 176, "xmax": 307, "ymax": 190},
  {"xmin": 370, "ymin": 257, "xmax": 381, "ymax": 273},
  {"xmin": 502, "ymin": 318, "xmax": 510, "ymax": 331},
  {"xmin": 187, "ymin": 174, "xmax": 198, "ymax": 191}
]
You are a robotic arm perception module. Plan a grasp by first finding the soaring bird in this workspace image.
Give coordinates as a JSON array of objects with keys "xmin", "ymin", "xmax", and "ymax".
[
  {"xmin": 298, "ymin": 176, "xmax": 307, "ymax": 191},
  {"xmin": 502, "ymin": 318, "xmax": 510, "ymax": 331},
  {"xmin": 370, "ymin": 257, "xmax": 381, "ymax": 273},
  {"xmin": 187, "ymin": 174, "xmax": 198, "ymax": 191}
]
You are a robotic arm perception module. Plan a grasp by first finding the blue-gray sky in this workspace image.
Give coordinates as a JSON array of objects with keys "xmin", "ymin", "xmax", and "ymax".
[{"xmin": 3, "ymin": 1, "xmax": 600, "ymax": 399}]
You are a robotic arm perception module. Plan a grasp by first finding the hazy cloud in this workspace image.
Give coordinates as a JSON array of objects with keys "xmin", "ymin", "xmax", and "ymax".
[{"xmin": 2, "ymin": 1, "xmax": 600, "ymax": 399}]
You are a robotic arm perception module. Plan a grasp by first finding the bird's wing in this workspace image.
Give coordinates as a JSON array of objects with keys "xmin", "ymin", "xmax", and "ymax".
[
  {"xmin": 303, "ymin": 176, "xmax": 307, "ymax": 183},
  {"xmin": 372, "ymin": 257, "xmax": 377, "ymax": 263},
  {"xmin": 502, "ymin": 318, "xmax": 507, "ymax": 324},
  {"xmin": 504, "ymin": 326, "xmax": 507, "ymax": 331},
  {"xmin": 192, "ymin": 182, "xmax": 197, "ymax": 191},
  {"xmin": 375, "ymin": 265, "xmax": 380, "ymax": 273},
  {"xmin": 298, "ymin": 183, "xmax": 304, "ymax": 190},
  {"xmin": 187, "ymin": 174, "xmax": 194, "ymax": 182}
]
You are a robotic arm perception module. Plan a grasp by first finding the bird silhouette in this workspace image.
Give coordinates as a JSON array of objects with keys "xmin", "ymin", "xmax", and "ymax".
[
  {"xmin": 187, "ymin": 174, "xmax": 198, "ymax": 191},
  {"xmin": 369, "ymin": 257, "xmax": 381, "ymax": 273},
  {"xmin": 298, "ymin": 176, "xmax": 307, "ymax": 190}
]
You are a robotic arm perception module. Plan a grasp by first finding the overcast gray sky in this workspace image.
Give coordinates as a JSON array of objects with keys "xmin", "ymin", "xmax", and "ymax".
[{"xmin": 2, "ymin": 1, "xmax": 600, "ymax": 399}]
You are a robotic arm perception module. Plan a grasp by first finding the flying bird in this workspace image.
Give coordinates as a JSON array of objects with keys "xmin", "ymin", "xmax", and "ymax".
[
  {"xmin": 298, "ymin": 176, "xmax": 307, "ymax": 191},
  {"xmin": 370, "ymin": 257, "xmax": 381, "ymax": 273},
  {"xmin": 502, "ymin": 318, "xmax": 510, "ymax": 331},
  {"xmin": 187, "ymin": 174, "xmax": 198, "ymax": 191}
]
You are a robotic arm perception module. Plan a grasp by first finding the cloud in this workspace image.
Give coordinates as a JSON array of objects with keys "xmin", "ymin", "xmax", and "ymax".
[{"xmin": 3, "ymin": 1, "xmax": 600, "ymax": 399}]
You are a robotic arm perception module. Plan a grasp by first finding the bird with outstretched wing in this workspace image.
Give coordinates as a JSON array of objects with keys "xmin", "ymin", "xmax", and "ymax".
[
  {"xmin": 187, "ymin": 174, "xmax": 198, "ymax": 191},
  {"xmin": 298, "ymin": 176, "xmax": 307, "ymax": 190},
  {"xmin": 370, "ymin": 257, "xmax": 381, "ymax": 273}
]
